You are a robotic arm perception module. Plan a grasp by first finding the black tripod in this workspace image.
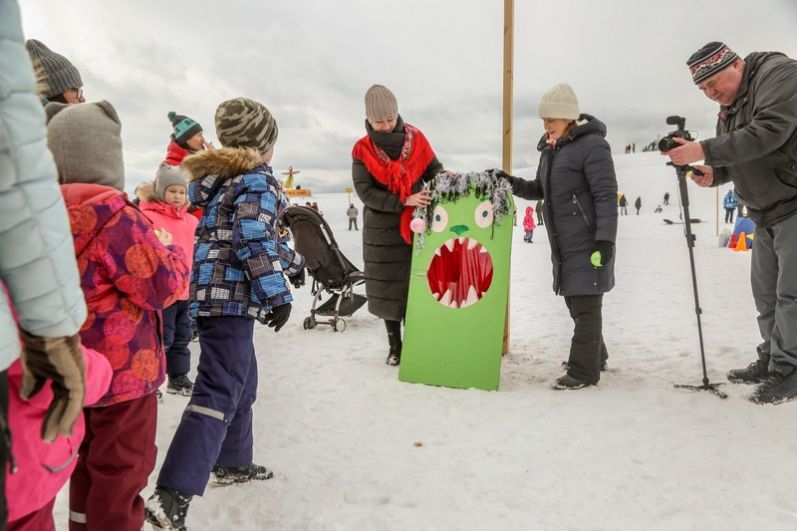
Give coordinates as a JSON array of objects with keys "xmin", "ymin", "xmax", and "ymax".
[{"xmin": 669, "ymin": 162, "xmax": 727, "ymax": 399}]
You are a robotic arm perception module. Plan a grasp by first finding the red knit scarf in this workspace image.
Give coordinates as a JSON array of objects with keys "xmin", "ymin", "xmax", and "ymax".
[{"xmin": 352, "ymin": 123, "xmax": 436, "ymax": 244}]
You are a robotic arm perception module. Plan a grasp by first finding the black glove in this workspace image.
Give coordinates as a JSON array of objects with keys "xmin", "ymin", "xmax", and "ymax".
[
  {"xmin": 590, "ymin": 241, "xmax": 615, "ymax": 267},
  {"xmin": 289, "ymin": 268, "xmax": 305, "ymax": 288},
  {"xmin": 19, "ymin": 330, "xmax": 86, "ymax": 442},
  {"xmin": 490, "ymin": 168, "xmax": 514, "ymax": 185},
  {"xmin": 265, "ymin": 303, "xmax": 292, "ymax": 332}
]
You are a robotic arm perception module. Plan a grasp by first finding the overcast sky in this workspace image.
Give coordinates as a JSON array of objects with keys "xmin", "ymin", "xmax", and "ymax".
[{"xmin": 19, "ymin": 0, "xmax": 797, "ymax": 192}]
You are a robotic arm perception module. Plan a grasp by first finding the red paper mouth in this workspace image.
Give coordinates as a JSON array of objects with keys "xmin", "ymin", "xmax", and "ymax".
[{"xmin": 427, "ymin": 237, "xmax": 493, "ymax": 309}]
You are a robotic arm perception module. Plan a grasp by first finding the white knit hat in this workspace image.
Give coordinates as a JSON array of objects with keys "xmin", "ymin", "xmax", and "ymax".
[{"xmin": 538, "ymin": 83, "xmax": 580, "ymax": 120}]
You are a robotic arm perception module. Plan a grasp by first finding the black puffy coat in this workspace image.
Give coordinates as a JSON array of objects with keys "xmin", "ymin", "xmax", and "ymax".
[
  {"xmin": 511, "ymin": 115, "xmax": 618, "ymax": 296},
  {"xmin": 352, "ymin": 117, "xmax": 443, "ymax": 321}
]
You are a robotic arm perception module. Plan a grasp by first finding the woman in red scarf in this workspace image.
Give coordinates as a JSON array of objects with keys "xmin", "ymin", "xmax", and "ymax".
[{"xmin": 352, "ymin": 85, "xmax": 443, "ymax": 365}]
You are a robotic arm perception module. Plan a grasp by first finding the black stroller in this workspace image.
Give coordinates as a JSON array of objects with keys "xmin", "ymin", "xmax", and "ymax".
[{"xmin": 280, "ymin": 205, "xmax": 367, "ymax": 332}]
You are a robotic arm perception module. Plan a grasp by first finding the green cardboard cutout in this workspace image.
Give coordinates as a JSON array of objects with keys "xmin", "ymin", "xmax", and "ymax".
[{"xmin": 400, "ymin": 171, "xmax": 513, "ymax": 391}]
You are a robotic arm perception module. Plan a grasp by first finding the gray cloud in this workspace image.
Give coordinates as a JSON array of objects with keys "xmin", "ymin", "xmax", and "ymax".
[{"xmin": 20, "ymin": 0, "xmax": 797, "ymax": 194}]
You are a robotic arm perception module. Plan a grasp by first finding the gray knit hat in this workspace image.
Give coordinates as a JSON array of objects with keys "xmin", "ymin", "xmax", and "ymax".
[
  {"xmin": 538, "ymin": 83, "xmax": 580, "ymax": 120},
  {"xmin": 155, "ymin": 163, "xmax": 188, "ymax": 200},
  {"xmin": 25, "ymin": 39, "xmax": 83, "ymax": 99},
  {"xmin": 45, "ymin": 101, "xmax": 125, "ymax": 190},
  {"xmin": 687, "ymin": 42, "xmax": 740, "ymax": 84},
  {"xmin": 214, "ymin": 97, "xmax": 278, "ymax": 152},
  {"xmin": 364, "ymin": 84, "xmax": 398, "ymax": 122}
]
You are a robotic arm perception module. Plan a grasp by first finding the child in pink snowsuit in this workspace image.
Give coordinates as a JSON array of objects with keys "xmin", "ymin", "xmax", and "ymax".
[
  {"xmin": 5, "ymin": 347, "xmax": 111, "ymax": 531},
  {"xmin": 138, "ymin": 163, "xmax": 199, "ymax": 396},
  {"xmin": 523, "ymin": 206, "xmax": 537, "ymax": 243}
]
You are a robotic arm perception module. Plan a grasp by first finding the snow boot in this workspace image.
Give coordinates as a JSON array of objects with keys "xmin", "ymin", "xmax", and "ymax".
[
  {"xmin": 167, "ymin": 374, "xmax": 194, "ymax": 396},
  {"xmin": 385, "ymin": 320, "xmax": 402, "ymax": 366},
  {"xmin": 750, "ymin": 364, "xmax": 797, "ymax": 405},
  {"xmin": 728, "ymin": 353, "xmax": 770, "ymax": 384},
  {"xmin": 211, "ymin": 463, "xmax": 274, "ymax": 485},
  {"xmin": 553, "ymin": 374, "xmax": 595, "ymax": 390},
  {"xmin": 145, "ymin": 486, "xmax": 192, "ymax": 531}
]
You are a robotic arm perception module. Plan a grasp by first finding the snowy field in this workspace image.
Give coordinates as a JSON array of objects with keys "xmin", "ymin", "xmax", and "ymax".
[{"xmin": 55, "ymin": 153, "xmax": 796, "ymax": 530}]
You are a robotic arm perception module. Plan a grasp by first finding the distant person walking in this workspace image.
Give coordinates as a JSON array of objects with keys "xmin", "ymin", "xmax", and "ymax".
[
  {"xmin": 535, "ymin": 199, "xmax": 544, "ymax": 226},
  {"xmin": 634, "ymin": 196, "xmax": 642, "ymax": 215},
  {"xmin": 347, "ymin": 203, "xmax": 359, "ymax": 230},
  {"xmin": 663, "ymin": 192, "xmax": 670, "ymax": 205},
  {"xmin": 723, "ymin": 189, "xmax": 738, "ymax": 223},
  {"xmin": 619, "ymin": 194, "xmax": 628, "ymax": 215}
]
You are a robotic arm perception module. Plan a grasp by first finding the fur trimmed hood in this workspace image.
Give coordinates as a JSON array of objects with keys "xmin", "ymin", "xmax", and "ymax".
[{"xmin": 181, "ymin": 147, "xmax": 263, "ymax": 182}]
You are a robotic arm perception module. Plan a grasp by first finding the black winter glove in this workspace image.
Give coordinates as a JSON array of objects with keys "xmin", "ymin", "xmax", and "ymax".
[
  {"xmin": 265, "ymin": 303, "xmax": 292, "ymax": 332},
  {"xmin": 590, "ymin": 241, "xmax": 615, "ymax": 268},
  {"xmin": 289, "ymin": 268, "xmax": 305, "ymax": 289},
  {"xmin": 19, "ymin": 330, "xmax": 86, "ymax": 442}
]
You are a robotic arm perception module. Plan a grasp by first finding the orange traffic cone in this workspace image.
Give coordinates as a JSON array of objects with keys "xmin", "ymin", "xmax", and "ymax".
[{"xmin": 734, "ymin": 231, "xmax": 748, "ymax": 251}]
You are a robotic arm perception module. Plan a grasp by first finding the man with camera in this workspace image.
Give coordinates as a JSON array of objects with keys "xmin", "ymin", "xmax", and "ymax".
[{"xmin": 666, "ymin": 42, "xmax": 797, "ymax": 405}]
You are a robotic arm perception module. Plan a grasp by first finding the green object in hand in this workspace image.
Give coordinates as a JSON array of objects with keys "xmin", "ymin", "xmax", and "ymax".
[{"xmin": 590, "ymin": 250, "xmax": 603, "ymax": 267}]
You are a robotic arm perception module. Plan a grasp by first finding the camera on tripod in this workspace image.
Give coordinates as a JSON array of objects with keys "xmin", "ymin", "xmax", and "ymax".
[{"xmin": 658, "ymin": 115, "xmax": 693, "ymax": 152}]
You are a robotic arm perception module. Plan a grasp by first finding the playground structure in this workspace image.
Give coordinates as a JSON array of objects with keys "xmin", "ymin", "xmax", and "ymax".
[{"xmin": 282, "ymin": 166, "xmax": 312, "ymax": 198}]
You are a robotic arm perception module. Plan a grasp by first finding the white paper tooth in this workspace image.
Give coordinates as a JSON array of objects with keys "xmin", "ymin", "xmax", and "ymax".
[
  {"xmin": 444, "ymin": 239, "xmax": 454, "ymax": 252},
  {"xmin": 439, "ymin": 289, "xmax": 452, "ymax": 306},
  {"xmin": 458, "ymin": 237, "xmax": 465, "ymax": 245},
  {"xmin": 435, "ymin": 247, "xmax": 442, "ymax": 257},
  {"xmin": 467, "ymin": 239, "xmax": 477, "ymax": 250},
  {"xmin": 449, "ymin": 299, "xmax": 459, "ymax": 309},
  {"xmin": 479, "ymin": 246, "xmax": 488, "ymax": 253},
  {"xmin": 433, "ymin": 292, "xmax": 440, "ymax": 300},
  {"xmin": 463, "ymin": 286, "xmax": 478, "ymax": 307}
]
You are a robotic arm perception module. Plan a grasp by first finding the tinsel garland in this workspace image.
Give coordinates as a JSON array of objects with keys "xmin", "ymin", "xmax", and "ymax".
[{"xmin": 413, "ymin": 169, "xmax": 513, "ymax": 250}]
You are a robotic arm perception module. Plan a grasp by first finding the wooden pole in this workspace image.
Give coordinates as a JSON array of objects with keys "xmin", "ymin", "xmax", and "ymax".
[{"xmin": 502, "ymin": 0, "xmax": 514, "ymax": 355}]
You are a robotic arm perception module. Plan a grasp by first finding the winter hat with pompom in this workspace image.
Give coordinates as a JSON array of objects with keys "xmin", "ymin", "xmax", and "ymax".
[
  {"xmin": 168, "ymin": 111, "xmax": 203, "ymax": 146},
  {"xmin": 538, "ymin": 83, "xmax": 580, "ymax": 121}
]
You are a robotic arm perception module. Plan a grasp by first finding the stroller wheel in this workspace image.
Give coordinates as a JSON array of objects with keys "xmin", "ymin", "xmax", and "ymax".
[
  {"xmin": 333, "ymin": 318, "xmax": 347, "ymax": 332},
  {"xmin": 303, "ymin": 316, "xmax": 317, "ymax": 330}
]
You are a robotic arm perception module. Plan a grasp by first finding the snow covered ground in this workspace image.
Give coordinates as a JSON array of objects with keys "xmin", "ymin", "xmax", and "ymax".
[{"xmin": 55, "ymin": 153, "xmax": 796, "ymax": 530}]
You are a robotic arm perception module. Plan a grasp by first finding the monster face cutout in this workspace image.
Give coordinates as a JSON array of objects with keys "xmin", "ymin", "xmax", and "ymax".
[
  {"xmin": 426, "ymin": 201, "xmax": 495, "ymax": 309},
  {"xmin": 400, "ymin": 171, "xmax": 513, "ymax": 391}
]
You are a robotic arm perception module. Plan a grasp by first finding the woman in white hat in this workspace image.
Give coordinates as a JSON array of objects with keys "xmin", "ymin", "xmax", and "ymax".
[{"xmin": 504, "ymin": 83, "xmax": 618, "ymax": 390}]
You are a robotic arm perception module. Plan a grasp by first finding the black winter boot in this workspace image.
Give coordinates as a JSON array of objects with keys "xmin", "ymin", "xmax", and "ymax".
[
  {"xmin": 385, "ymin": 319, "xmax": 402, "ymax": 366},
  {"xmin": 750, "ymin": 364, "xmax": 797, "ymax": 405},
  {"xmin": 211, "ymin": 463, "xmax": 274, "ymax": 485},
  {"xmin": 728, "ymin": 350, "xmax": 770, "ymax": 384},
  {"xmin": 145, "ymin": 486, "xmax": 192, "ymax": 530}
]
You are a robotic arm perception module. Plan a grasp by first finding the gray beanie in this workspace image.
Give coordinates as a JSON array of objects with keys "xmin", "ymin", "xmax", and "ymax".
[
  {"xmin": 155, "ymin": 163, "xmax": 188, "ymax": 200},
  {"xmin": 45, "ymin": 101, "xmax": 125, "ymax": 190},
  {"xmin": 364, "ymin": 84, "xmax": 398, "ymax": 122},
  {"xmin": 538, "ymin": 83, "xmax": 580, "ymax": 120},
  {"xmin": 214, "ymin": 97, "xmax": 278, "ymax": 153},
  {"xmin": 25, "ymin": 39, "xmax": 83, "ymax": 99}
]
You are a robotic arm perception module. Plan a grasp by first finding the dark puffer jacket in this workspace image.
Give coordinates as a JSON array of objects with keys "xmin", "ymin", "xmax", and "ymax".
[
  {"xmin": 702, "ymin": 52, "xmax": 797, "ymax": 228},
  {"xmin": 352, "ymin": 117, "xmax": 443, "ymax": 321},
  {"xmin": 511, "ymin": 114, "xmax": 618, "ymax": 296}
]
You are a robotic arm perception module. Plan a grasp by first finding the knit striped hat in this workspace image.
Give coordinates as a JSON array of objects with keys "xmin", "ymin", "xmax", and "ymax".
[
  {"xmin": 364, "ymin": 84, "xmax": 398, "ymax": 122},
  {"xmin": 25, "ymin": 39, "xmax": 83, "ymax": 99},
  {"xmin": 214, "ymin": 97, "xmax": 278, "ymax": 153},
  {"xmin": 687, "ymin": 42, "xmax": 739, "ymax": 84},
  {"xmin": 168, "ymin": 111, "xmax": 203, "ymax": 145}
]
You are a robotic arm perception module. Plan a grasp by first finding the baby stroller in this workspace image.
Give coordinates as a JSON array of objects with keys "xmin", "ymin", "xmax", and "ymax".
[{"xmin": 280, "ymin": 205, "xmax": 367, "ymax": 332}]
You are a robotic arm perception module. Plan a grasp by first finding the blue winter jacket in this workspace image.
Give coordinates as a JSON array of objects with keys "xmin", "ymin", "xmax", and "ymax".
[
  {"xmin": 723, "ymin": 190, "xmax": 738, "ymax": 209},
  {"xmin": 183, "ymin": 147, "xmax": 304, "ymax": 323},
  {"xmin": 0, "ymin": 0, "xmax": 87, "ymax": 370}
]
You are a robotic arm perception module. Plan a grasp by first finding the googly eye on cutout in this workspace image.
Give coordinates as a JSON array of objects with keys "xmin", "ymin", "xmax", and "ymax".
[
  {"xmin": 431, "ymin": 205, "xmax": 449, "ymax": 233},
  {"xmin": 474, "ymin": 201, "xmax": 494, "ymax": 228}
]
